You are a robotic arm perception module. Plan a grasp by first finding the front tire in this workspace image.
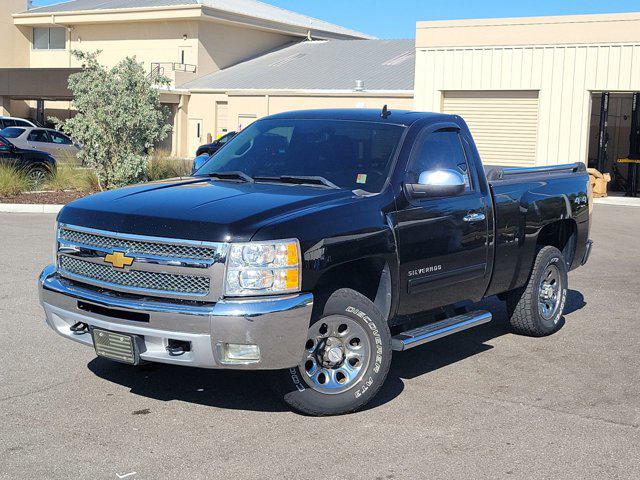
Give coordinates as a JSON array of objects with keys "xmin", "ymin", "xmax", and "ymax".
[
  {"xmin": 506, "ymin": 246, "xmax": 568, "ymax": 337},
  {"xmin": 272, "ymin": 288, "xmax": 392, "ymax": 416}
]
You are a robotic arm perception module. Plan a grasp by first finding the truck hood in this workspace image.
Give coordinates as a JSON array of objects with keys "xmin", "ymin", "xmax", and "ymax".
[{"xmin": 58, "ymin": 177, "xmax": 356, "ymax": 242}]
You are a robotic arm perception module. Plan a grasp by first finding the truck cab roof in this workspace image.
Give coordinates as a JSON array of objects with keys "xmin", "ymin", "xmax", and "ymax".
[{"xmin": 264, "ymin": 108, "xmax": 455, "ymax": 127}]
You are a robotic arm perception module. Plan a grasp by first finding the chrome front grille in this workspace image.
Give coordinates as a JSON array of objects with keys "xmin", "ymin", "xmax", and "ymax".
[
  {"xmin": 59, "ymin": 256, "xmax": 211, "ymax": 296},
  {"xmin": 59, "ymin": 228, "xmax": 216, "ymax": 260},
  {"xmin": 56, "ymin": 224, "xmax": 227, "ymax": 301}
]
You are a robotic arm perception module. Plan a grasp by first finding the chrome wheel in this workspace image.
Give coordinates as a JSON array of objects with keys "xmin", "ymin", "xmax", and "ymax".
[
  {"xmin": 299, "ymin": 315, "xmax": 371, "ymax": 394},
  {"xmin": 538, "ymin": 264, "xmax": 562, "ymax": 322}
]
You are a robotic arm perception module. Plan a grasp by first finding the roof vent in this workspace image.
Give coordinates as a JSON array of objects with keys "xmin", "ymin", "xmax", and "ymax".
[
  {"xmin": 354, "ymin": 80, "xmax": 365, "ymax": 92},
  {"xmin": 268, "ymin": 53, "xmax": 307, "ymax": 68},
  {"xmin": 382, "ymin": 51, "xmax": 414, "ymax": 66}
]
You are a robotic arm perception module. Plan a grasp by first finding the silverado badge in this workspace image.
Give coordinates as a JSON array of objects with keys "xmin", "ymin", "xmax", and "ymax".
[{"xmin": 104, "ymin": 251, "xmax": 135, "ymax": 269}]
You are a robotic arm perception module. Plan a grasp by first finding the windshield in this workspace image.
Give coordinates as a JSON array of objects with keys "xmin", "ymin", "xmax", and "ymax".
[
  {"xmin": 196, "ymin": 119, "xmax": 405, "ymax": 193},
  {"xmin": 0, "ymin": 127, "xmax": 25, "ymax": 139}
]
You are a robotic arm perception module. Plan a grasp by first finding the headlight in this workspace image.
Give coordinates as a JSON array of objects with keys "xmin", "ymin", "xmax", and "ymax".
[{"xmin": 224, "ymin": 239, "xmax": 301, "ymax": 296}]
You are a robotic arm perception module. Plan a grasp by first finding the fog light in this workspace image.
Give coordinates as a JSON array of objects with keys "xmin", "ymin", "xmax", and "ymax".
[{"xmin": 218, "ymin": 343, "xmax": 261, "ymax": 364}]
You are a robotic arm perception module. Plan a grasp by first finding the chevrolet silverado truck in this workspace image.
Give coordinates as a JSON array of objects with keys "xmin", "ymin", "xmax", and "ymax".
[{"xmin": 38, "ymin": 109, "xmax": 592, "ymax": 416}]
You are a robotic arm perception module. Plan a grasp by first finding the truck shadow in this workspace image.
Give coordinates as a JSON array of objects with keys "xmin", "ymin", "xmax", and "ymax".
[
  {"xmin": 366, "ymin": 289, "xmax": 586, "ymax": 411},
  {"xmin": 87, "ymin": 290, "xmax": 585, "ymax": 414}
]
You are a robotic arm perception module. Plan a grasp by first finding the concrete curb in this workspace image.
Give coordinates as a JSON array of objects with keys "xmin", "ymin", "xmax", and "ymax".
[
  {"xmin": 0, "ymin": 203, "xmax": 64, "ymax": 214},
  {"xmin": 593, "ymin": 197, "xmax": 640, "ymax": 207}
]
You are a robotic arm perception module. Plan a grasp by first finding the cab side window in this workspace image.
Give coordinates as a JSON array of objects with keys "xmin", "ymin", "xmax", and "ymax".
[
  {"xmin": 28, "ymin": 130, "xmax": 50, "ymax": 143},
  {"xmin": 50, "ymin": 131, "xmax": 72, "ymax": 144},
  {"xmin": 408, "ymin": 130, "xmax": 472, "ymax": 192}
]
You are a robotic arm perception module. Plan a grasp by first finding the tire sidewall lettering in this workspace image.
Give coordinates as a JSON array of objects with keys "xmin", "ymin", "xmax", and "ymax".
[{"xmin": 345, "ymin": 306, "xmax": 383, "ymax": 398}]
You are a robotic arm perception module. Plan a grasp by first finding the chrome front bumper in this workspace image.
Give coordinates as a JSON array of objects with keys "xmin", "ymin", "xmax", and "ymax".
[{"xmin": 38, "ymin": 265, "xmax": 313, "ymax": 370}]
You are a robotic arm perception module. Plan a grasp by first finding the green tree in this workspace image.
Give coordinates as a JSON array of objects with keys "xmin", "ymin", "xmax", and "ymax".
[{"xmin": 54, "ymin": 51, "xmax": 172, "ymax": 190}]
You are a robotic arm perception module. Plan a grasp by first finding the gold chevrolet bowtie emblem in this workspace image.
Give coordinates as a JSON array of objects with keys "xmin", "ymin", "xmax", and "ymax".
[{"xmin": 104, "ymin": 251, "xmax": 135, "ymax": 269}]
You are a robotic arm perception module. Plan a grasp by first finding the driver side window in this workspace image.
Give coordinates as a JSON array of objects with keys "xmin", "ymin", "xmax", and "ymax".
[{"xmin": 409, "ymin": 129, "xmax": 472, "ymax": 192}]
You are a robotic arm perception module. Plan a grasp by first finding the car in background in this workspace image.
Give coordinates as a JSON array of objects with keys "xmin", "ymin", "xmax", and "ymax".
[
  {"xmin": 0, "ymin": 116, "xmax": 36, "ymax": 129},
  {"xmin": 195, "ymin": 131, "xmax": 236, "ymax": 157},
  {"xmin": 0, "ymin": 134, "xmax": 56, "ymax": 183},
  {"xmin": 0, "ymin": 127, "xmax": 80, "ymax": 163},
  {"xmin": 192, "ymin": 131, "xmax": 236, "ymax": 173},
  {"xmin": 191, "ymin": 153, "xmax": 211, "ymax": 174}
]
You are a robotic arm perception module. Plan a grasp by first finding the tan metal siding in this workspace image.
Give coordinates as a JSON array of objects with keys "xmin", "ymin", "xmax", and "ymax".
[
  {"xmin": 414, "ymin": 44, "xmax": 640, "ymax": 166},
  {"xmin": 443, "ymin": 91, "xmax": 539, "ymax": 167}
]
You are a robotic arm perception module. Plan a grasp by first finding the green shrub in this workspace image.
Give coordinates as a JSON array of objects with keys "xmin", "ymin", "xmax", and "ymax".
[
  {"xmin": 53, "ymin": 50, "xmax": 172, "ymax": 190},
  {"xmin": 146, "ymin": 151, "xmax": 192, "ymax": 182},
  {"xmin": 0, "ymin": 164, "xmax": 29, "ymax": 197},
  {"xmin": 43, "ymin": 164, "xmax": 98, "ymax": 193}
]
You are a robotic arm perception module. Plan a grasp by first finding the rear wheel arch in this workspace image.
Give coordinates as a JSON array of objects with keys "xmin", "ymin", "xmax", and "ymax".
[{"xmin": 535, "ymin": 219, "xmax": 578, "ymax": 268}]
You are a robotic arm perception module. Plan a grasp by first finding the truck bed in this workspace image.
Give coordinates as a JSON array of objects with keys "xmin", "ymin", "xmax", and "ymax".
[{"xmin": 482, "ymin": 161, "xmax": 590, "ymax": 298}]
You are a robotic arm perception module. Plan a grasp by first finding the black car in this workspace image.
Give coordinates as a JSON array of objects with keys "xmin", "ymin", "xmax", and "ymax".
[
  {"xmin": 0, "ymin": 134, "xmax": 57, "ymax": 182},
  {"xmin": 195, "ymin": 131, "xmax": 236, "ymax": 157}
]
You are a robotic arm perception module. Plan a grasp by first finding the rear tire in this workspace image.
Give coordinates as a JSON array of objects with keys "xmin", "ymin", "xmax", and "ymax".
[
  {"xmin": 26, "ymin": 164, "xmax": 50, "ymax": 185},
  {"xmin": 272, "ymin": 288, "xmax": 392, "ymax": 416},
  {"xmin": 506, "ymin": 246, "xmax": 568, "ymax": 337}
]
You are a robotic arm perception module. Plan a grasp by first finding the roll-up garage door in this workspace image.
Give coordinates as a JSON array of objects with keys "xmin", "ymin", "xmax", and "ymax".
[{"xmin": 443, "ymin": 91, "xmax": 539, "ymax": 167}]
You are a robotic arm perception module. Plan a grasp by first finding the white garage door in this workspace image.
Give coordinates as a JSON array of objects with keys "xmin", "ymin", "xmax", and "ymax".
[{"xmin": 443, "ymin": 91, "xmax": 539, "ymax": 167}]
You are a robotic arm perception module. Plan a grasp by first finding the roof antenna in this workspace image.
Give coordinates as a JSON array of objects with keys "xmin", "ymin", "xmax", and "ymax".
[{"xmin": 381, "ymin": 104, "xmax": 391, "ymax": 119}]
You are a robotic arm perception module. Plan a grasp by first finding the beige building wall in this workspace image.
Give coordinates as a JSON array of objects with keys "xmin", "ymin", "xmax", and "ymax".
[
  {"xmin": 183, "ymin": 92, "xmax": 229, "ymax": 151},
  {"xmin": 414, "ymin": 14, "xmax": 640, "ymax": 166},
  {"xmin": 226, "ymin": 93, "xmax": 414, "ymax": 133},
  {"xmin": 197, "ymin": 22, "xmax": 296, "ymax": 76},
  {"xmin": 416, "ymin": 13, "xmax": 640, "ymax": 48},
  {"xmin": 265, "ymin": 95, "xmax": 414, "ymax": 116},
  {"xmin": 0, "ymin": 1, "xmax": 30, "ymax": 68},
  {"xmin": 23, "ymin": 18, "xmax": 297, "ymax": 82},
  {"xmin": 27, "ymin": 21, "xmax": 200, "ymax": 72}
]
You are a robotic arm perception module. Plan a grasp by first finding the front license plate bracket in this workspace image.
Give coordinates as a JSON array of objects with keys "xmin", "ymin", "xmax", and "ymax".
[{"xmin": 91, "ymin": 328, "xmax": 141, "ymax": 365}]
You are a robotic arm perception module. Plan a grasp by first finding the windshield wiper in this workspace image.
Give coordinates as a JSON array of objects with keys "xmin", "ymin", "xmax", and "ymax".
[
  {"xmin": 254, "ymin": 175, "xmax": 339, "ymax": 189},
  {"xmin": 199, "ymin": 171, "xmax": 254, "ymax": 183}
]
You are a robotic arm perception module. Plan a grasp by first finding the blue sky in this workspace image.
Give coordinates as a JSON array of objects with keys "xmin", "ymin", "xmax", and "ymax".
[{"xmin": 32, "ymin": 0, "xmax": 640, "ymax": 39}]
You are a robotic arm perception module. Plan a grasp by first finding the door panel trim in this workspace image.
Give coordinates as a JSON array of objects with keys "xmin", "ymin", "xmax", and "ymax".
[{"xmin": 408, "ymin": 263, "xmax": 486, "ymax": 294}]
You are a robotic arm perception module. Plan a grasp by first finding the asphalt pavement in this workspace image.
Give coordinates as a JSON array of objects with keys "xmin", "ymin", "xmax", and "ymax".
[{"xmin": 1, "ymin": 204, "xmax": 639, "ymax": 479}]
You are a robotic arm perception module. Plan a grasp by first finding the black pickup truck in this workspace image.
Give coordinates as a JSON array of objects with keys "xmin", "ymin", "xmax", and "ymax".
[{"xmin": 39, "ymin": 109, "xmax": 592, "ymax": 415}]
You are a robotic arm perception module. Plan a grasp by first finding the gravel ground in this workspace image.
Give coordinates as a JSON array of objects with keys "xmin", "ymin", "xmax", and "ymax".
[{"xmin": 0, "ymin": 205, "xmax": 638, "ymax": 479}]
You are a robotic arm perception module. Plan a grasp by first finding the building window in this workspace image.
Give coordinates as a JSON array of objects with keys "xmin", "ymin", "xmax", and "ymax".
[{"xmin": 33, "ymin": 27, "xmax": 66, "ymax": 50}]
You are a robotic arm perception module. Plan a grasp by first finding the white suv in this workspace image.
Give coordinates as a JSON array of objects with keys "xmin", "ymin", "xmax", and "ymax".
[{"xmin": 0, "ymin": 116, "xmax": 36, "ymax": 129}]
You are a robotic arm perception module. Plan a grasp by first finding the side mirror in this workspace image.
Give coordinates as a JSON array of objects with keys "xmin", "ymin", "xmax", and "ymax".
[
  {"xmin": 405, "ymin": 169, "xmax": 466, "ymax": 198},
  {"xmin": 192, "ymin": 153, "xmax": 211, "ymax": 174}
]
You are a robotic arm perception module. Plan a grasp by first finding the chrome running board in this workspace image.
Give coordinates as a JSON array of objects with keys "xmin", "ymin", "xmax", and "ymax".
[{"xmin": 392, "ymin": 310, "xmax": 492, "ymax": 351}]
